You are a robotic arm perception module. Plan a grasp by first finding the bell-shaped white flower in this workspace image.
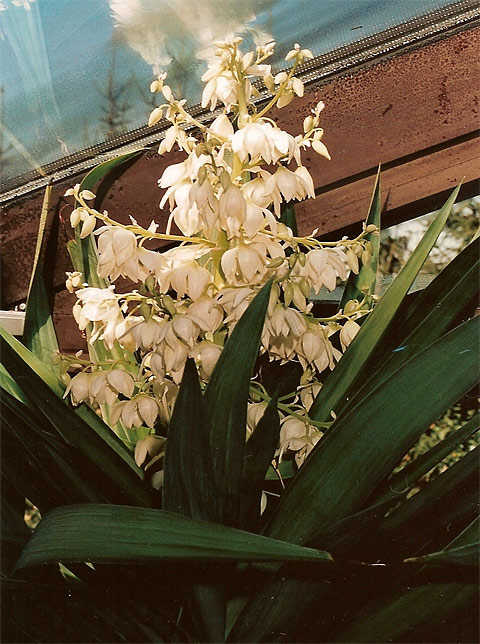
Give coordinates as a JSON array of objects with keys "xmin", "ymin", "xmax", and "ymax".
[
  {"xmin": 112, "ymin": 394, "xmax": 160, "ymax": 429},
  {"xmin": 209, "ymin": 113, "xmax": 234, "ymax": 139},
  {"xmin": 246, "ymin": 401, "xmax": 269, "ymax": 435},
  {"xmin": 221, "ymin": 244, "xmax": 266, "ymax": 285},
  {"xmin": 171, "ymin": 315, "xmax": 199, "ymax": 347},
  {"xmin": 191, "ymin": 341, "xmax": 222, "ymax": 380},
  {"xmin": 75, "ymin": 287, "xmax": 121, "ymax": 323},
  {"xmin": 187, "ymin": 297, "xmax": 224, "ymax": 333},
  {"xmin": 65, "ymin": 271, "xmax": 83, "ymax": 293},
  {"xmin": 231, "ymin": 121, "xmax": 273, "ymax": 162},
  {"xmin": 106, "ymin": 370, "xmax": 135, "ymax": 398},
  {"xmin": 134, "ymin": 435, "xmax": 166, "ymax": 468},
  {"xmin": 298, "ymin": 381, "xmax": 322, "ymax": 411},
  {"xmin": 202, "ymin": 71, "xmax": 238, "ymax": 111},
  {"xmin": 216, "ymin": 287, "xmax": 255, "ymax": 324},
  {"xmin": 130, "ymin": 317, "xmax": 166, "ymax": 351},
  {"xmin": 218, "ymin": 184, "xmax": 248, "ymax": 238},
  {"xmin": 88, "ymin": 372, "xmax": 114, "ymax": 406},
  {"xmin": 97, "ymin": 226, "xmax": 138, "ymax": 281},
  {"xmin": 169, "ymin": 261, "xmax": 211, "ymax": 300},
  {"xmin": 339, "ymin": 319, "xmax": 361, "ymax": 351},
  {"xmin": 64, "ymin": 372, "xmax": 90, "ymax": 406}
]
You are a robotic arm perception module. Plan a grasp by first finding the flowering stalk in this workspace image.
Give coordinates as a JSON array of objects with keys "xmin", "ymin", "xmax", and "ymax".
[{"xmin": 63, "ymin": 39, "xmax": 378, "ymax": 482}]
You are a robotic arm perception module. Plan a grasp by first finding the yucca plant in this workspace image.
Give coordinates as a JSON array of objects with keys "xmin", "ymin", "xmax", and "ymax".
[{"xmin": 1, "ymin": 38, "xmax": 479, "ymax": 644}]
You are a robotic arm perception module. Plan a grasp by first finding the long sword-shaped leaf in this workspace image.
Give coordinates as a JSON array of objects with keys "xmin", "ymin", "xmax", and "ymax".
[
  {"xmin": 369, "ymin": 447, "xmax": 478, "ymax": 560},
  {"xmin": 0, "ymin": 325, "xmax": 142, "ymax": 477},
  {"xmin": 330, "ymin": 581, "xmax": 477, "ymax": 643},
  {"xmin": 1, "ymin": 328, "xmax": 151, "ymax": 507},
  {"xmin": 339, "ymin": 168, "xmax": 381, "ymax": 310},
  {"xmin": 309, "ymin": 185, "xmax": 460, "ymax": 423},
  {"xmin": 163, "ymin": 358, "xmax": 217, "ymax": 523},
  {"xmin": 405, "ymin": 543, "xmax": 479, "ymax": 567},
  {"xmin": 0, "ymin": 363, "xmax": 28, "ymax": 404},
  {"xmin": 14, "ymin": 504, "xmax": 333, "ymax": 571},
  {"xmin": 228, "ymin": 317, "xmax": 478, "ymax": 643},
  {"xmin": 204, "ymin": 279, "xmax": 272, "ymax": 526},
  {"xmin": 372, "ymin": 413, "xmax": 479, "ymax": 504},
  {"xmin": 163, "ymin": 358, "xmax": 224, "ymax": 642},
  {"xmin": 1, "ymin": 388, "xmax": 124, "ymax": 508},
  {"xmin": 331, "ymin": 517, "xmax": 479, "ymax": 644},
  {"xmin": 22, "ymin": 184, "xmax": 60, "ymax": 373},
  {"xmin": 343, "ymin": 236, "xmax": 479, "ymax": 413},
  {"xmin": 239, "ymin": 394, "xmax": 280, "ymax": 531},
  {"xmin": 265, "ymin": 315, "xmax": 479, "ymax": 545}
]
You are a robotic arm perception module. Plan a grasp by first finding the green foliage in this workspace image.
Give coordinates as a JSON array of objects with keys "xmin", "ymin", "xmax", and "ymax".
[{"xmin": 1, "ymin": 179, "xmax": 478, "ymax": 643}]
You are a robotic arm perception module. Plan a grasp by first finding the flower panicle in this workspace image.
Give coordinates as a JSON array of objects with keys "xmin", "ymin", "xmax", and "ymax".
[{"xmin": 63, "ymin": 39, "xmax": 373, "ymax": 473}]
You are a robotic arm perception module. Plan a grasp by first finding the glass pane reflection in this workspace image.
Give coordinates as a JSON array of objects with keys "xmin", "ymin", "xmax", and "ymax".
[{"xmin": 0, "ymin": 0, "xmax": 459, "ymax": 186}]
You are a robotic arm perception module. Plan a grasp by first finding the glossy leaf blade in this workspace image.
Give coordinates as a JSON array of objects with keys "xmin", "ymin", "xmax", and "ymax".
[
  {"xmin": 331, "ymin": 581, "xmax": 477, "ymax": 643},
  {"xmin": 15, "ymin": 504, "xmax": 333, "ymax": 571},
  {"xmin": 0, "ymin": 326, "xmax": 143, "ymax": 478},
  {"xmin": 204, "ymin": 279, "xmax": 272, "ymax": 526},
  {"xmin": 239, "ymin": 394, "xmax": 280, "ymax": 530},
  {"xmin": 163, "ymin": 358, "xmax": 217, "ymax": 523},
  {"xmin": 372, "ymin": 413, "xmax": 479, "ymax": 504},
  {"xmin": 369, "ymin": 447, "xmax": 479, "ymax": 560},
  {"xmin": 310, "ymin": 185, "xmax": 460, "ymax": 423},
  {"xmin": 344, "ymin": 237, "xmax": 480, "ymax": 413},
  {"xmin": 405, "ymin": 543, "xmax": 479, "ymax": 567},
  {"xmin": 265, "ymin": 315, "xmax": 479, "ymax": 545},
  {"xmin": 0, "ymin": 362, "xmax": 28, "ymax": 404},
  {"xmin": 0, "ymin": 328, "xmax": 151, "ymax": 507},
  {"xmin": 22, "ymin": 184, "xmax": 60, "ymax": 373},
  {"xmin": 339, "ymin": 168, "xmax": 381, "ymax": 309}
]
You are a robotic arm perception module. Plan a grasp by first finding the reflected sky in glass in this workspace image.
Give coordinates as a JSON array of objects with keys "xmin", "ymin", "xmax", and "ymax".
[{"xmin": 0, "ymin": 0, "xmax": 457, "ymax": 184}]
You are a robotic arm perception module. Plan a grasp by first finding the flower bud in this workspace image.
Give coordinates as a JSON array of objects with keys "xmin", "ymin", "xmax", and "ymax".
[
  {"xmin": 80, "ymin": 190, "xmax": 96, "ymax": 201},
  {"xmin": 70, "ymin": 208, "xmax": 82, "ymax": 228},
  {"xmin": 80, "ymin": 214, "xmax": 96, "ymax": 238},
  {"xmin": 148, "ymin": 106, "xmax": 163, "ymax": 127}
]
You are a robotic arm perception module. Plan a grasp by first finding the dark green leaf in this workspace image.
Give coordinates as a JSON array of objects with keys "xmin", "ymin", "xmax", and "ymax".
[
  {"xmin": 22, "ymin": 185, "xmax": 60, "ymax": 373},
  {"xmin": 265, "ymin": 459, "xmax": 296, "ymax": 480},
  {"xmin": 310, "ymin": 185, "xmax": 460, "ymax": 423},
  {"xmin": 1, "ymin": 329, "xmax": 151, "ymax": 507},
  {"xmin": 279, "ymin": 201, "xmax": 298, "ymax": 237},
  {"xmin": 1, "ymin": 325, "xmax": 144, "ymax": 481},
  {"xmin": 0, "ymin": 362, "xmax": 29, "ymax": 404},
  {"xmin": 343, "ymin": 237, "xmax": 480, "ymax": 413},
  {"xmin": 15, "ymin": 504, "xmax": 333, "ymax": 571},
  {"xmin": 330, "ymin": 581, "xmax": 477, "ymax": 643},
  {"xmin": 369, "ymin": 447, "xmax": 479, "ymax": 560},
  {"xmin": 239, "ymin": 394, "xmax": 280, "ymax": 530},
  {"xmin": 405, "ymin": 543, "xmax": 479, "ymax": 567},
  {"xmin": 163, "ymin": 358, "xmax": 217, "ymax": 522},
  {"xmin": 339, "ymin": 167, "xmax": 381, "ymax": 309},
  {"xmin": 447, "ymin": 516, "xmax": 480, "ymax": 549},
  {"xmin": 1, "ymin": 387, "xmax": 124, "ymax": 507},
  {"xmin": 372, "ymin": 413, "xmax": 479, "ymax": 504},
  {"xmin": 163, "ymin": 358, "xmax": 225, "ymax": 642},
  {"xmin": 204, "ymin": 279, "xmax": 272, "ymax": 526},
  {"xmin": 265, "ymin": 315, "xmax": 479, "ymax": 546}
]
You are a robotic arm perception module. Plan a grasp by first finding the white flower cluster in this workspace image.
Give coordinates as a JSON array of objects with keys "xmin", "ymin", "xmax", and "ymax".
[{"xmin": 63, "ymin": 39, "xmax": 375, "ymax": 473}]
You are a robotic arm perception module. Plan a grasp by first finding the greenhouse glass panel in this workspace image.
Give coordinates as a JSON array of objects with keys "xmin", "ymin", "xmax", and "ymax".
[{"xmin": 0, "ymin": 0, "xmax": 468, "ymax": 188}]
